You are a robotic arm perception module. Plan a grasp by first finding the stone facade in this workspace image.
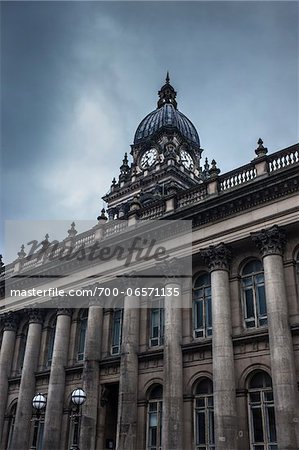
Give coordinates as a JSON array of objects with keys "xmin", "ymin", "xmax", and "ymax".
[{"xmin": 0, "ymin": 78, "xmax": 299, "ymax": 450}]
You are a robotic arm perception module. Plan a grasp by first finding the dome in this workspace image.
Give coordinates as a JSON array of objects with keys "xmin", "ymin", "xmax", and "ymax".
[
  {"xmin": 133, "ymin": 73, "xmax": 200, "ymax": 147},
  {"xmin": 134, "ymin": 103, "xmax": 200, "ymax": 146}
]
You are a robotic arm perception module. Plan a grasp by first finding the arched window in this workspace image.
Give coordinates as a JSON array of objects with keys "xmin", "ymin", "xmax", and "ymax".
[
  {"xmin": 241, "ymin": 260, "xmax": 267, "ymax": 328},
  {"xmin": 248, "ymin": 371, "xmax": 277, "ymax": 450},
  {"xmin": 17, "ymin": 324, "xmax": 28, "ymax": 373},
  {"xmin": 194, "ymin": 378, "xmax": 214, "ymax": 449},
  {"xmin": 6, "ymin": 402, "xmax": 17, "ymax": 450},
  {"xmin": 45, "ymin": 316, "xmax": 56, "ymax": 368},
  {"xmin": 149, "ymin": 291, "xmax": 164, "ymax": 347},
  {"xmin": 77, "ymin": 309, "xmax": 88, "ymax": 361},
  {"xmin": 111, "ymin": 309, "xmax": 123, "ymax": 355},
  {"xmin": 147, "ymin": 385, "xmax": 163, "ymax": 450},
  {"xmin": 193, "ymin": 273, "xmax": 212, "ymax": 338}
]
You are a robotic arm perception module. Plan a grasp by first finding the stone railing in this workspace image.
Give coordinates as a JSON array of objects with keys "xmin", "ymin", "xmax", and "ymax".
[
  {"xmin": 73, "ymin": 229, "xmax": 96, "ymax": 249},
  {"xmin": 139, "ymin": 202, "xmax": 166, "ymax": 220},
  {"xmin": 1, "ymin": 144, "xmax": 298, "ymax": 278},
  {"xmin": 268, "ymin": 145, "xmax": 299, "ymax": 173},
  {"xmin": 219, "ymin": 163, "xmax": 256, "ymax": 191},
  {"xmin": 104, "ymin": 220, "xmax": 128, "ymax": 237},
  {"xmin": 177, "ymin": 184, "xmax": 207, "ymax": 208}
]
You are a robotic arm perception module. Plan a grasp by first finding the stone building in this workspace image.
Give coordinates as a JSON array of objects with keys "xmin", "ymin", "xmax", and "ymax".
[{"xmin": 0, "ymin": 76, "xmax": 299, "ymax": 450}]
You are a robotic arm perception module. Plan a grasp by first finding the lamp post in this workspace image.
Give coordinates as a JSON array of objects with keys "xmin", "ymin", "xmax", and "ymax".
[
  {"xmin": 69, "ymin": 388, "xmax": 86, "ymax": 450},
  {"xmin": 31, "ymin": 393, "xmax": 46, "ymax": 450}
]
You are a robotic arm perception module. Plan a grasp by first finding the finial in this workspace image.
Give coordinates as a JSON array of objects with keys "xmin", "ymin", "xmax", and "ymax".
[
  {"xmin": 41, "ymin": 234, "xmax": 50, "ymax": 250},
  {"xmin": 204, "ymin": 157, "xmax": 210, "ymax": 171},
  {"xmin": 112, "ymin": 177, "xmax": 116, "ymax": 186},
  {"xmin": 255, "ymin": 138, "xmax": 268, "ymax": 157},
  {"xmin": 17, "ymin": 244, "xmax": 26, "ymax": 259},
  {"xmin": 97, "ymin": 208, "xmax": 108, "ymax": 222},
  {"xmin": 67, "ymin": 222, "xmax": 77, "ymax": 238},
  {"xmin": 157, "ymin": 73, "xmax": 177, "ymax": 109},
  {"xmin": 209, "ymin": 159, "xmax": 220, "ymax": 178}
]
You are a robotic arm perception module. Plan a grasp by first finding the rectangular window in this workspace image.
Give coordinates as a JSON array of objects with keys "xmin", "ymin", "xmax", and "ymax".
[
  {"xmin": 147, "ymin": 400, "xmax": 162, "ymax": 450},
  {"xmin": 149, "ymin": 300, "xmax": 164, "ymax": 347},
  {"xmin": 111, "ymin": 310, "xmax": 122, "ymax": 355}
]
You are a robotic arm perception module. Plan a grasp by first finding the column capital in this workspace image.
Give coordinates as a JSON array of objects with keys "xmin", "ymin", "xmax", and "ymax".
[
  {"xmin": 26, "ymin": 308, "xmax": 44, "ymax": 324},
  {"xmin": 56, "ymin": 308, "xmax": 72, "ymax": 317},
  {"xmin": 1, "ymin": 311, "xmax": 18, "ymax": 331},
  {"xmin": 251, "ymin": 225, "xmax": 286, "ymax": 257},
  {"xmin": 201, "ymin": 243, "xmax": 232, "ymax": 271}
]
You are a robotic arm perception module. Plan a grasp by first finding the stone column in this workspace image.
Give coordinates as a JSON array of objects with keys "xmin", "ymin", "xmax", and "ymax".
[
  {"xmin": 202, "ymin": 244, "xmax": 238, "ymax": 450},
  {"xmin": 162, "ymin": 279, "xmax": 184, "ymax": 450},
  {"xmin": 116, "ymin": 293, "xmax": 140, "ymax": 450},
  {"xmin": 10, "ymin": 309, "xmax": 43, "ymax": 450},
  {"xmin": 42, "ymin": 308, "xmax": 72, "ymax": 450},
  {"xmin": 0, "ymin": 313, "xmax": 18, "ymax": 442},
  {"xmin": 252, "ymin": 225, "xmax": 299, "ymax": 449},
  {"xmin": 79, "ymin": 305, "xmax": 103, "ymax": 450}
]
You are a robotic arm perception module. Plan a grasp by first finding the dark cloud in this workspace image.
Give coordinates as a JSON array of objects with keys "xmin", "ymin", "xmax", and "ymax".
[{"xmin": 1, "ymin": 1, "xmax": 298, "ymax": 257}]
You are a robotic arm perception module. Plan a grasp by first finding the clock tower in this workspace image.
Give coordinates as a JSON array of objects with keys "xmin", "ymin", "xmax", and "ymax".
[{"xmin": 102, "ymin": 74, "xmax": 205, "ymax": 219}]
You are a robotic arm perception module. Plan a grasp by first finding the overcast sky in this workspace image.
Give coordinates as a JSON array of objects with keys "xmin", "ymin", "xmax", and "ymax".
[{"xmin": 1, "ymin": 1, "xmax": 298, "ymax": 260}]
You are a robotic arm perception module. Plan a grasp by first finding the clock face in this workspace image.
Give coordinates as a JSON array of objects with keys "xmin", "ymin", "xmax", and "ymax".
[
  {"xmin": 180, "ymin": 150, "xmax": 193, "ymax": 169},
  {"xmin": 140, "ymin": 148, "xmax": 157, "ymax": 168}
]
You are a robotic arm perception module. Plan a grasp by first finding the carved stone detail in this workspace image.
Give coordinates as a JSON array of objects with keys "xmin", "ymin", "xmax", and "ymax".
[
  {"xmin": 201, "ymin": 243, "xmax": 231, "ymax": 271},
  {"xmin": 1, "ymin": 312, "xmax": 18, "ymax": 331},
  {"xmin": 56, "ymin": 308, "xmax": 72, "ymax": 317},
  {"xmin": 27, "ymin": 308, "xmax": 44, "ymax": 324},
  {"xmin": 251, "ymin": 225, "xmax": 286, "ymax": 257}
]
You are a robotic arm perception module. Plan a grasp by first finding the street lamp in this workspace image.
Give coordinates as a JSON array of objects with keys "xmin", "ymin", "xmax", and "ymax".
[
  {"xmin": 31, "ymin": 394, "xmax": 46, "ymax": 450},
  {"xmin": 69, "ymin": 388, "xmax": 86, "ymax": 450}
]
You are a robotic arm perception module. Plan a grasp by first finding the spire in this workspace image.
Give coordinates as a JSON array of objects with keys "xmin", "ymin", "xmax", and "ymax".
[
  {"xmin": 157, "ymin": 74, "xmax": 177, "ymax": 109},
  {"xmin": 166, "ymin": 71, "xmax": 170, "ymax": 84}
]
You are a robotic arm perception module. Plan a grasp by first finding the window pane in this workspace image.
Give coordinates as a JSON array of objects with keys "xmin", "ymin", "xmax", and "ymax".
[
  {"xmin": 206, "ymin": 297, "xmax": 212, "ymax": 328},
  {"xmin": 264, "ymin": 391, "xmax": 273, "ymax": 402},
  {"xmin": 243, "ymin": 277, "xmax": 253, "ymax": 287},
  {"xmin": 250, "ymin": 392, "xmax": 261, "ymax": 403},
  {"xmin": 266, "ymin": 406, "xmax": 277, "ymax": 443},
  {"xmin": 195, "ymin": 301, "xmax": 203, "ymax": 329},
  {"xmin": 245, "ymin": 289, "xmax": 255, "ymax": 318},
  {"xmin": 251, "ymin": 407, "xmax": 264, "ymax": 442},
  {"xmin": 149, "ymin": 412, "xmax": 158, "ymax": 427},
  {"xmin": 259, "ymin": 318, "xmax": 267, "ymax": 326},
  {"xmin": 149, "ymin": 426, "xmax": 157, "ymax": 446},
  {"xmin": 257, "ymin": 286, "xmax": 267, "ymax": 316},
  {"xmin": 208, "ymin": 409, "xmax": 215, "ymax": 444},
  {"xmin": 196, "ymin": 398, "xmax": 205, "ymax": 408},
  {"xmin": 78, "ymin": 319, "xmax": 87, "ymax": 356},
  {"xmin": 196, "ymin": 411, "xmax": 206, "ymax": 444}
]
